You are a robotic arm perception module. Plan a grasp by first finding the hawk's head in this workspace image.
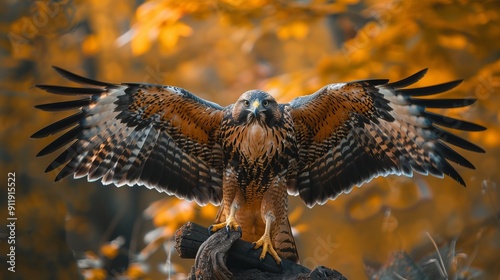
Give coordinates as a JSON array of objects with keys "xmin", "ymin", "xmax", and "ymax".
[{"xmin": 233, "ymin": 90, "xmax": 282, "ymax": 127}]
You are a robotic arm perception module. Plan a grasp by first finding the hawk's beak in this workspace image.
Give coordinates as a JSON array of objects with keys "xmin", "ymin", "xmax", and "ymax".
[{"xmin": 251, "ymin": 100, "xmax": 261, "ymax": 116}]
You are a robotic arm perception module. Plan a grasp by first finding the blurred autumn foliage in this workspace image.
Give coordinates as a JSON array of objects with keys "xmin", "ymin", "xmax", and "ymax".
[{"xmin": 1, "ymin": 0, "xmax": 499, "ymax": 279}]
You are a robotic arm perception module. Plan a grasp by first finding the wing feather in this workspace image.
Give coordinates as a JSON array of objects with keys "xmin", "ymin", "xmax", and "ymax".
[
  {"xmin": 385, "ymin": 68, "xmax": 428, "ymax": 88},
  {"xmin": 36, "ymin": 126, "xmax": 83, "ymax": 156},
  {"xmin": 51, "ymin": 66, "xmax": 116, "ymax": 88},
  {"xmin": 398, "ymin": 80, "xmax": 463, "ymax": 96},
  {"xmin": 35, "ymin": 99, "xmax": 92, "ymax": 111},
  {"xmin": 31, "ymin": 112, "xmax": 83, "ymax": 138},
  {"xmin": 289, "ymin": 69, "xmax": 486, "ymax": 207},
  {"xmin": 423, "ymin": 111, "xmax": 485, "ymax": 131},
  {"xmin": 35, "ymin": 85, "xmax": 106, "ymax": 96},
  {"xmin": 410, "ymin": 98, "xmax": 476, "ymax": 108},
  {"xmin": 33, "ymin": 67, "xmax": 225, "ymax": 205}
]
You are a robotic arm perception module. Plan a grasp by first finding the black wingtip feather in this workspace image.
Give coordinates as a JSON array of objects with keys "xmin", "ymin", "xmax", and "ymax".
[
  {"xmin": 36, "ymin": 85, "xmax": 104, "ymax": 96},
  {"xmin": 54, "ymin": 164, "xmax": 75, "ymax": 182},
  {"xmin": 31, "ymin": 112, "xmax": 82, "ymax": 138},
  {"xmin": 425, "ymin": 112, "xmax": 486, "ymax": 132},
  {"xmin": 52, "ymin": 66, "xmax": 115, "ymax": 88},
  {"xmin": 411, "ymin": 98, "xmax": 477, "ymax": 108},
  {"xmin": 44, "ymin": 146, "xmax": 77, "ymax": 173},
  {"xmin": 433, "ymin": 126, "xmax": 485, "ymax": 153},
  {"xmin": 387, "ymin": 69, "xmax": 428, "ymax": 88},
  {"xmin": 36, "ymin": 126, "xmax": 82, "ymax": 157},
  {"xmin": 440, "ymin": 160, "xmax": 466, "ymax": 187},
  {"xmin": 34, "ymin": 99, "xmax": 90, "ymax": 111},
  {"xmin": 437, "ymin": 142, "xmax": 475, "ymax": 169},
  {"xmin": 399, "ymin": 80, "xmax": 463, "ymax": 96}
]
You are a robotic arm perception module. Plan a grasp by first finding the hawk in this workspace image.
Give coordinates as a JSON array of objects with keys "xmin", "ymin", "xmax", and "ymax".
[{"xmin": 32, "ymin": 67, "xmax": 485, "ymax": 264}]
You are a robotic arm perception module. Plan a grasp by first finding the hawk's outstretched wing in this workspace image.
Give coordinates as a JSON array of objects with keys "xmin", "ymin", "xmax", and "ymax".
[
  {"xmin": 288, "ymin": 69, "xmax": 486, "ymax": 207},
  {"xmin": 32, "ymin": 67, "xmax": 225, "ymax": 205}
]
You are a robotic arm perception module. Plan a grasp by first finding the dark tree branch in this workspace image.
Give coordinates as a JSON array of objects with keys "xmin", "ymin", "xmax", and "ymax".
[{"xmin": 174, "ymin": 222, "xmax": 347, "ymax": 280}]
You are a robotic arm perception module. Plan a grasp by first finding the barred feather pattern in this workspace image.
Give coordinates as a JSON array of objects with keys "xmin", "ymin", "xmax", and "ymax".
[
  {"xmin": 33, "ymin": 67, "xmax": 224, "ymax": 206},
  {"xmin": 288, "ymin": 69, "xmax": 486, "ymax": 207},
  {"xmin": 33, "ymin": 67, "xmax": 485, "ymax": 263}
]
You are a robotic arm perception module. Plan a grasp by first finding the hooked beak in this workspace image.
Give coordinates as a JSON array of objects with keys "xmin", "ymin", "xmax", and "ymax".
[{"xmin": 249, "ymin": 100, "xmax": 263, "ymax": 116}]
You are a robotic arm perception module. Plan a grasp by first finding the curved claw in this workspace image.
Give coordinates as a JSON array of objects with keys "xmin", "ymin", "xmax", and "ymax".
[
  {"xmin": 209, "ymin": 220, "xmax": 241, "ymax": 238},
  {"xmin": 224, "ymin": 225, "xmax": 242, "ymax": 238},
  {"xmin": 259, "ymin": 255, "xmax": 265, "ymax": 264},
  {"xmin": 253, "ymin": 237, "xmax": 282, "ymax": 264},
  {"xmin": 208, "ymin": 225, "xmax": 215, "ymax": 236}
]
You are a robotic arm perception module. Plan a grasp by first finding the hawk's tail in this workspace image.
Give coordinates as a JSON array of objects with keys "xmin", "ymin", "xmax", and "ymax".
[{"xmin": 274, "ymin": 216, "xmax": 299, "ymax": 263}]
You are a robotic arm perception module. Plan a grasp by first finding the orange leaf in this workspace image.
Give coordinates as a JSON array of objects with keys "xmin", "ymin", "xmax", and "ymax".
[
  {"xmin": 131, "ymin": 27, "xmax": 153, "ymax": 55},
  {"xmin": 277, "ymin": 21, "xmax": 309, "ymax": 40},
  {"xmin": 82, "ymin": 268, "xmax": 107, "ymax": 280},
  {"xmin": 438, "ymin": 34, "xmax": 468, "ymax": 50},
  {"xmin": 100, "ymin": 243, "xmax": 119, "ymax": 260},
  {"xmin": 126, "ymin": 263, "xmax": 148, "ymax": 278}
]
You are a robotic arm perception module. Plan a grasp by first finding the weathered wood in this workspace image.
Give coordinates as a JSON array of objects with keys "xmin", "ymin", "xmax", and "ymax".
[
  {"xmin": 174, "ymin": 222, "xmax": 347, "ymax": 279},
  {"xmin": 174, "ymin": 221, "xmax": 209, "ymax": 259}
]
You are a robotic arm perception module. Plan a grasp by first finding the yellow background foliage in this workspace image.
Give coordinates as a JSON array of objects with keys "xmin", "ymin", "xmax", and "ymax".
[{"xmin": 1, "ymin": 0, "xmax": 499, "ymax": 279}]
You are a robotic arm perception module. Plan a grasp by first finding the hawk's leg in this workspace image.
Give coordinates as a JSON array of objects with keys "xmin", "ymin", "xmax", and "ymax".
[
  {"xmin": 253, "ymin": 211, "xmax": 281, "ymax": 264},
  {"xmin": 209, "ymin": 202, "xmax": 241, "ymax": 235}
]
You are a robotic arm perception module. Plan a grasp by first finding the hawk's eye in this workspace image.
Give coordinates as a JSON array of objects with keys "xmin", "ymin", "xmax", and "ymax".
[
  {"xmin": 262, "ymin": 100, "xmax": 269, "ymax": 107},
  {"xmin": 243, "ymin": 100, "xmax": 250, "ymax": 107}
]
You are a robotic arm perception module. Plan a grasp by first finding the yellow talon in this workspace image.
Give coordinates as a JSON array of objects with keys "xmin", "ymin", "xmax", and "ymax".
[
  {"xmin": 253, "ymin": 212, "xmax": 281, "ymax": 264},
  {"xmin": 210, "ymin": 203, "xmax": 241, "ymax": 233},
  {"xmin": 209, "ymin": 218, "xmax": 240, "ymax": 233},
  {"xmin": 253, "ymin": 235, "xmax": 281, "ymax": 264},
  {"xmin": 209, "ymin": 221, "xmax": 226, "ymax": 232}
]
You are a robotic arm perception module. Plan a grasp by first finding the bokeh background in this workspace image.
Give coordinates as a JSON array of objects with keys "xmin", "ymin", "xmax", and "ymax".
[{"xmin": 1, "ymin": 0, "xmax": 499, "ymax": 279}]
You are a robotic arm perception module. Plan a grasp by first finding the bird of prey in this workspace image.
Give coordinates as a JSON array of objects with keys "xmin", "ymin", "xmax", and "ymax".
[{"xmin": 32, "ymin": 67, "xmax": 485, "ymax": 264}]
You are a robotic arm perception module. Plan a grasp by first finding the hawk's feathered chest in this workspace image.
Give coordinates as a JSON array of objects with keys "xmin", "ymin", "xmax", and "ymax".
[
  {"xmin": 240, "ymin": 122, "xmax": 276, "ymax": 160},
  {"xmin": 218, "ymin": 108, "xmax": 297, "ymax": 194}
]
